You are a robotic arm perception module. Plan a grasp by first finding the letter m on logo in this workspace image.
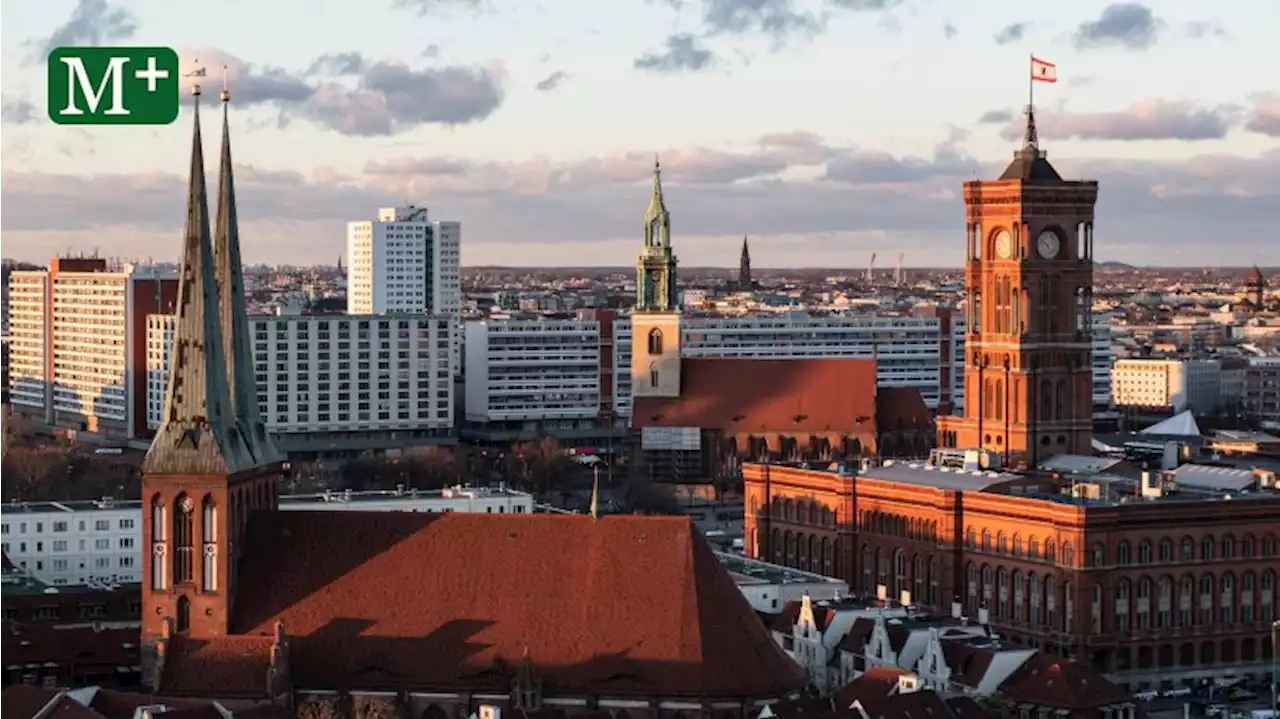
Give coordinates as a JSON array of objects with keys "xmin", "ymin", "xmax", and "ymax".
[{"xmin": 48, "ymin": 47, "xmax": 180, "ymax": 126}]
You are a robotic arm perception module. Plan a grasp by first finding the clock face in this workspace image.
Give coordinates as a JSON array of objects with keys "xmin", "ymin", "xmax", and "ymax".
[
  {"xmin": 1037, "ymin": 231, "xmax": 1061, "ymax": 259},
  {"xmin": 994, "ymin": 230, "xmax": 1013, "ymax": 260}
]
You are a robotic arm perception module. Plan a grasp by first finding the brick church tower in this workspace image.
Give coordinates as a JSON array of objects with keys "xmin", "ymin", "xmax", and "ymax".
[
  {"xmin": 140, "ymin": 79, "xmax": 284, "ymax": 653},
  {"xmin": 938, "ymin": 109, "xmax": 1098, "ymax": 466}
]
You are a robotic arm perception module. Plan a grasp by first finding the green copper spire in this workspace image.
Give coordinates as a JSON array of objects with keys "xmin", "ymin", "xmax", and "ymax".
[{"xmin": 636, "ymin": 156, "xmax": 678, "ymax": 311}]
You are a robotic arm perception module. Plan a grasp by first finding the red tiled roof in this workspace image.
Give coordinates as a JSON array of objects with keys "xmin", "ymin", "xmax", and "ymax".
[
  {"xmin": 832, "ymin": 667, "xmax": 955, "ymax": 718},
  {"xmin": 1, "ymin": 685, "xmax": 61, "ymax": 719},
  {"xmin": 998, "ymin": 653, "xmax": 1133, "ymax": 710},
  {"xmin": 159, "ymin": 635, "xmax": 274, "ymax": 697},
  {"xmin": 632, "ymin": 359, "xmax": 879, "ymax": 434},
  {"xmin": 214, "ymin": 511, "xmax": 804, "ymax": 697},
  {"xmin": 84, "ymin": 689, "xmax": 206, "ymax": 719},
  {"xmin": 2, "ymin": 625, "xmax": 140, "ymax": 673}
]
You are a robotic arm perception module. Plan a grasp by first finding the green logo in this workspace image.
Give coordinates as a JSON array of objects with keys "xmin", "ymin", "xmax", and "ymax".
[{"xmin": 48, "ymin": 47, "xmax": 180, "ymax": 125}]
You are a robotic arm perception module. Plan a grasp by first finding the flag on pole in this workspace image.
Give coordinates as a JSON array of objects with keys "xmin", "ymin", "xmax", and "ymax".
[{"xmin": 1031, "ymin": 57, "xmax": 1057, "ymax": 83}]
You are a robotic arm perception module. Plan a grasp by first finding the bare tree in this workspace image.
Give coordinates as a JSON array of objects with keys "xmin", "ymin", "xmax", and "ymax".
[
  {"xmin": 351, "ymin": 696, "xmax": 402, "ymax": 719},
  {"xmin": 296, "ymin": 696, "xmax": 346, "ymax": 719}
]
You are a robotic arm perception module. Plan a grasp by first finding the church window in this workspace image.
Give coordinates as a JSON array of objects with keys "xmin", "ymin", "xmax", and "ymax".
[
  {"xmin": 649, "ymin": 363, "xmax": 659, "ymax": 388},
  {"xmin": 201, "ymin": 496, "xmax": 217, "ymax": 593},
  {"xmin": 647, "ymin": 328, "xmax": 664, "ymax": 355},
  {"xmin": 173, "ymin": 494, "xmax": 194, "ymax": 585},
  {"xmin": 994, "ymin": 379, "xmax": 1004, "ymax": 421},
  {"xmin": 150, "ymin": 494, "xmax": 166, "ymax": 592},
  {"xmin": 176, "ymin": 595, "xmax": 190, "ymax": 633}
]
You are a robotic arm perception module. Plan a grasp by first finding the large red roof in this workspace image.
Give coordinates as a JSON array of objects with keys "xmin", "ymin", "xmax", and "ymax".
[
  {"xmin": 205, "ymin": 511, "xmax": 803, "ymax": 697},
  {"xmin": 632, "ymin": 359, "xmax": 879, "ymax": 433}
]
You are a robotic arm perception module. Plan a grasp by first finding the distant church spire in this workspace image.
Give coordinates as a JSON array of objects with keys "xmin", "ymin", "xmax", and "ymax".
[
  {"xmin": 738, "ymin": 235, "xmax": 752, "ymax": 289},
  {"xmin": 214, "ymin": 75, "xmax": 281, "ymax": 467},
  {"xmin": 142, "ymin": 80, "xmax": 255, "ymax": 476}
]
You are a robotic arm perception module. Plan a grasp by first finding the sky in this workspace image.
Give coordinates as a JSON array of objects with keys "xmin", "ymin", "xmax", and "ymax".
[{"xmin": 1, "ymin": 0, "xmax": 1277, "ymax": 268}]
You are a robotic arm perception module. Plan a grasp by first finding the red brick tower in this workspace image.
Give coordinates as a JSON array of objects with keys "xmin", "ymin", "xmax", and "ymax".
[
  {"xmin": 938, "ymin": 109, "xmax": 1098, "ymax": 466},
  {"xmin": 140, "ymin": 81, "xmax": 283, "ymax": 647}
]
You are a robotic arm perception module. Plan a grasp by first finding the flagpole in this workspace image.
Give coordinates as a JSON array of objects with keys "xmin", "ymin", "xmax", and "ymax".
[{"xmin": 1028, "ymin": 53, "xmax": 1034, "ymax": 114}]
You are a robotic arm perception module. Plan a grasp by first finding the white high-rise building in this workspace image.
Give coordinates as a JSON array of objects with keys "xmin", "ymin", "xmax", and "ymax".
[
  {"xmin": 148, "ymin": 314, "xmax": 455, "ymax": 450},
  {"xmin": 1092, "ymin": 313, "xmax": 1116, "ymax": 407},
  {"xmin": 6, "ymin": 259, "xmax": 176, "ymax": 438},
  {"xmin": 346, "ymin": 206, "xmax": 461, "ymax": 316}
]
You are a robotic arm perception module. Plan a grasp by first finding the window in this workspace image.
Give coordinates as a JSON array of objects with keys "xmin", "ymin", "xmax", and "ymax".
[
  {"xmin": 647, "ymin": 328, "xmax": 664, "ymax": 355},
  {"xmin": 202, "ymin": 496, "xmax": 218, "ymax": 593},
  {"xmin": 173, "ymin": 494, "xmax": 194, "ymax": 585}
]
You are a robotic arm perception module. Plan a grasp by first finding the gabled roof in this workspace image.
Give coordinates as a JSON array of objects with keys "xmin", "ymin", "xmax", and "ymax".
[
  {"xmin": 633, "ymin": 359, "xmax": 879, "ymax": 434},
  {"xmin": 142, "ymin": 90, "xmax": 255, "ymax": 477},
  {"xmin": 998, "ymin": 653, "xmax": 1132, "ymax": 710},
  {"xmin": 158, "ymin": 635, "xmax": 275, "ymax": 697},
  {"xmin": 206, "ymin": 512, "xmax": 803, "ymax": 697}
]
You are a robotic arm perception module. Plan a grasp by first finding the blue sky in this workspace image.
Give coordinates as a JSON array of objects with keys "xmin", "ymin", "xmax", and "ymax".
[{"xmin": 2, "ymin": 0, "xmax": 1277, "ymax": 267}]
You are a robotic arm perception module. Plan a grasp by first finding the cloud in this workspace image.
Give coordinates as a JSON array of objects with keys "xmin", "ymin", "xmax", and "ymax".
[
  {"xmin": 1184, "ymin": 21, "xmax": 1226, "ymax": 39},
  {"xmin": 651, "ymin": 0, "xmax": 904, "ymax": 48},
  {"xmin": 978, "ymin": 109, "xmax": 1014, "ymax": 124},
  {"xmin": 305, "ymin": 52, "xmax": 369, "ymax": 76},
  {"xmin": 535, "ymin": 71, "xmax": 569, "ymax": 92},
  {"xmin": 1073, "ymin": 3, "xmax": 1161, "ymax": 50},
  {"xmin": 994, "ymin": 22, "xmax": 1030, "ymax": 45},
  {"xmin": 943, "ymin": 23, "xmax": 958, "ymax": 40},
  {"xmin": 996, "ymin": 100, "xmax": 1239, "ymax": 142},
  {"xmin": 2, "ymin": 99, "xmax": 38, "ymax": 125},
  {"xmin": 7, "ymin": 132, "xmax": 1276, "ymax": 266},
  {"xmin": 635, "ymin": 34, "xmax": 715, "ymax": 73},
  {"xmin": 176, "ymin": 48, "xmax": 504, "ymax": 135},
  {"xmin": 392, "ymin": 0, "xmax": 481, "ymax": 15},
  {"xmin": 32, "ymin": 0, "xmax": 137, "ymax": 60},
  {"xmin": 1246, "ymin": 93, "xmax": 1280, "ymax": 137}
]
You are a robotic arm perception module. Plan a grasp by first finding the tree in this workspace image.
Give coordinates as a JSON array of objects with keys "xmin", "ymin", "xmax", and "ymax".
[
  {"xmin": 296, "ymin": 696, "xmax": 346, "ymax": 719},
  {"xmin": 624, "ymin": 478, "xmax": 682, "ymax": 515},
  {"xmin": 351, "ymin": 696, "xmax": 402, "ymax": 719},
  {"xmin": 508, "ymin": 436, "xmax": 572, "ymax": 498}
]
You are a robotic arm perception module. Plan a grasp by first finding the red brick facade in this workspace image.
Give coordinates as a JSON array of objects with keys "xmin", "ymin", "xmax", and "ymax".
[{"xmin": 743, "ymin": 462, "xmax": 1280, "ymax": 685}]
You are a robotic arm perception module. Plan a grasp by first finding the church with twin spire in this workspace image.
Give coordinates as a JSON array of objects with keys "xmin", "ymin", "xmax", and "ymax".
[{"xmin": 137, "ymin": 82, "xmax": 801, "ymax": 712}]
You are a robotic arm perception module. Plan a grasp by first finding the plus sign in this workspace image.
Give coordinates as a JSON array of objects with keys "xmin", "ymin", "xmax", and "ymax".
[{"xmin": 134, "ymin": 56, "xmax": 169, "ymax": 93}]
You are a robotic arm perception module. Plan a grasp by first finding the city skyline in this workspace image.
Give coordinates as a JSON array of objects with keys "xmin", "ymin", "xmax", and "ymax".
[{"xmin": 2, "ymin": 0, "xmax": 1277, "ymax": 267}]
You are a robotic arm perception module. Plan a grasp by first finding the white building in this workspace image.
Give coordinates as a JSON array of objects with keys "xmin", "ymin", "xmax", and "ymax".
[
  {"xmin": 148, "ymin": 313, "xmax": 455, "ymax": 450},
  {"xmin": 7, "ymin": 259, "xmax": 176, "ymax": 438},
  {"xmin": 464, "ymin": 316, "xmax": 630, "ymax": 425},
  {"xmin": 346, "ymin": 206, "xmax": 460, "ymax": 317},
  {"xmin": 679, "ymin": 313, "xmax": 965, "ymax": 411},
  {"xmin": 1092, "ymin": 313, "xmax": 1115, "ymax": 407},
  {"xmin": 0, "ymin": 487, "xmax": 533, "ymax": 586},
  {"xmin": 1112, "ymin": 359, "xmax": 1188, "ymax": 412},
  {"xmin": 464, "ymin": 313, "xmax": 968, "ymax": 432}
]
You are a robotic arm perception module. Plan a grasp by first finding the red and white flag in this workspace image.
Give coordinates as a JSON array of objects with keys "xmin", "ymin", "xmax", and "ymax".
[{"xmin": 1031, "ymin": 57, "xmax": 1057, "ymax": 83}]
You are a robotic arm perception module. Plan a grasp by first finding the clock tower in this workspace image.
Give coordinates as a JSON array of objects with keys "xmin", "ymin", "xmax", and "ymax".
[
  {"xmin": 631, "ymin": 158, "xmax": 682, "ymax": 399},
  {"xmin": 938, "ymin": 109, "xmax": 1098, "ymax": 466}
]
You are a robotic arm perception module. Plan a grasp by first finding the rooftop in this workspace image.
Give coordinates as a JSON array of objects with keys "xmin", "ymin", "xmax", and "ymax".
[
  {"xmin": 715, "ymin": 551, "xmax": 845, "ymax": 587},
  {"xmin": 0, "ymin": 486, "xmax": 532, "ymax": 514}
]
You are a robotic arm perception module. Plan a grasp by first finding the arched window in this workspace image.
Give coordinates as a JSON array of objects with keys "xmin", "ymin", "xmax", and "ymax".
[
  {"xmin": 1054, "ymin": 380, "xmax": 1067, "ymax": 421},
  {"xmin": 1039, "ymin": 380, "xmax": 1053, "ymax": 421},
  {"xmin": 649, "ymin": 362, "xmax": 659, "ymax": 388},
  {"xmin": 201, "ymin": 495, "xmax": 218, "ymax": 593},
  {"xmin": 150, "ymin": 494, "xmax": 166, "ymax": 592},
  {"xmin": 173, "ymin": 494, "xmax": 194, "ymax": 585},
  {"xmin": 176, "ymin": 595, "xmax": 190, "ymax": 633},
  {"xmin": 994, "ymin": 379, "xmax": 1004, "ymax": 421},
  {"xmin": 647, "ymin": 328, "xmax": 663, "ymax": 355}
]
